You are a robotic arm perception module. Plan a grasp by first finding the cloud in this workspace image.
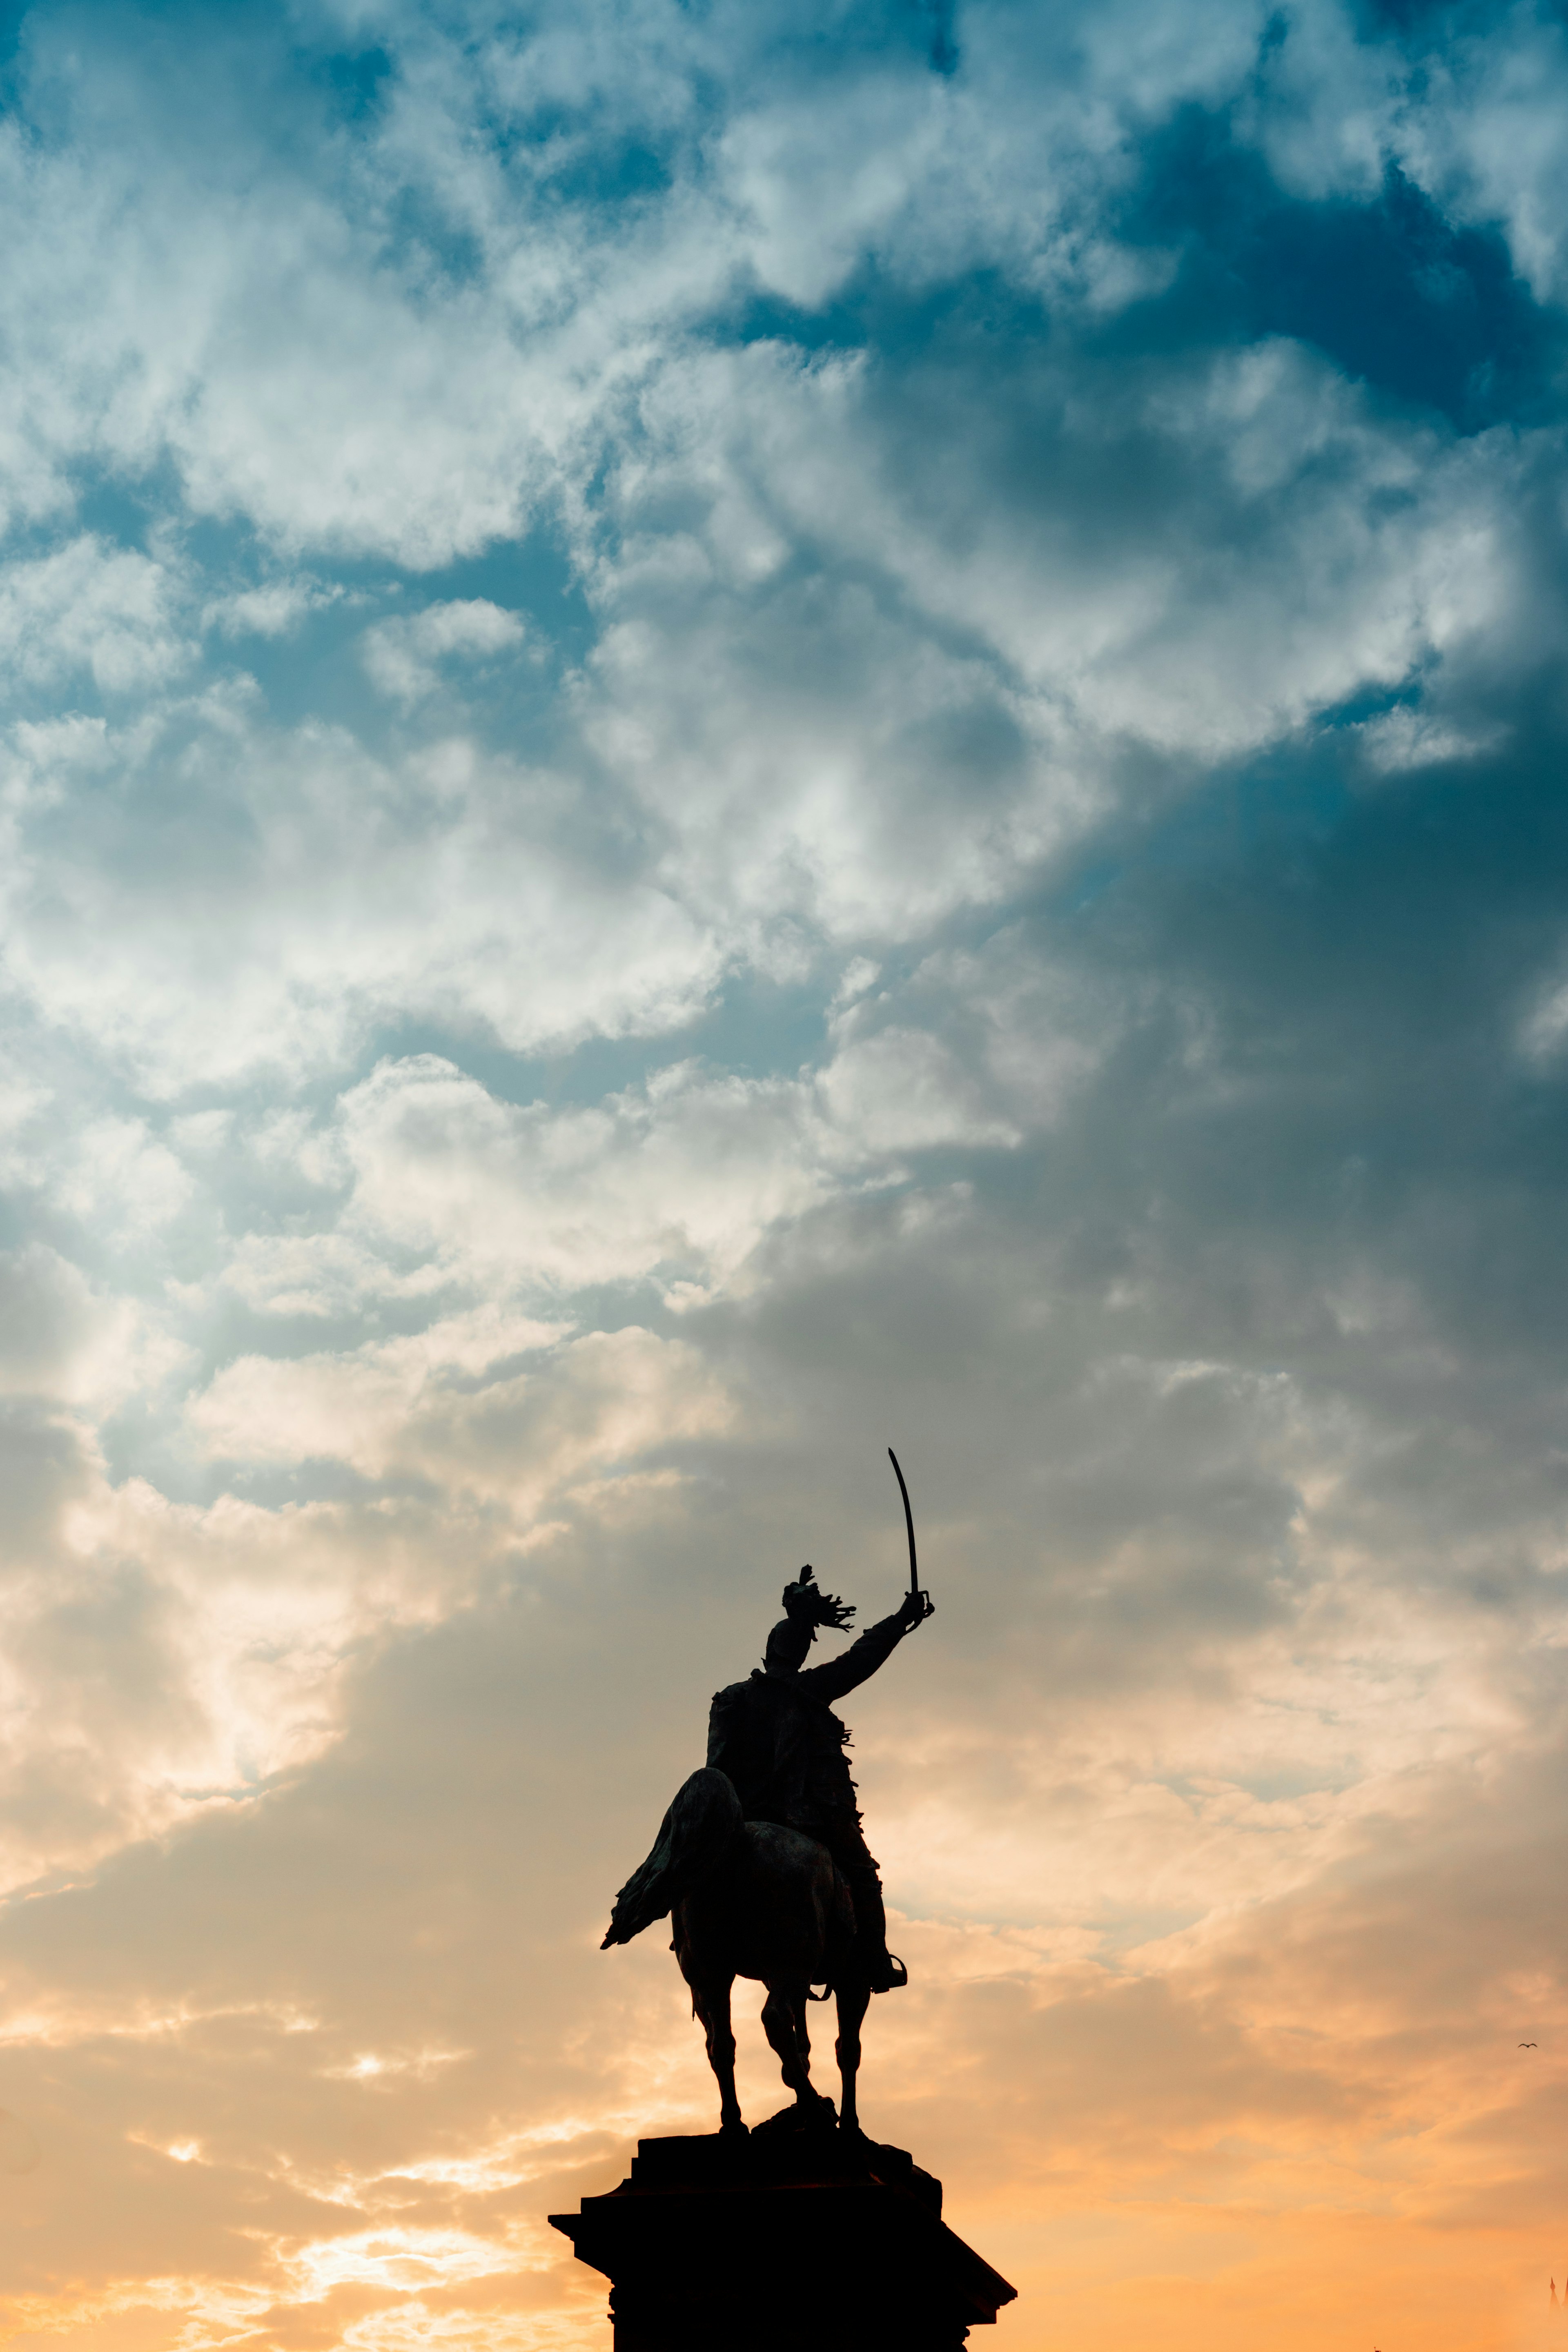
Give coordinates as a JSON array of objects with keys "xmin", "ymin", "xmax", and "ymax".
[
  {"xmin": 0, "ymin": 707, "xmax": 724, "ymax": 1092},
  {"xmin": 187, "ymin": 1317, "xmax": 732, "ymax": 1502},
  {"xmin": 0, "ymin": 1243, "xmax": 172, "ymax": 1412},
  {"xmin": 360, "ymin": 599, "xmax": 527, "ymax": 706},
  {"xmin": 206, "ymin": 577, "xmax": 345, "ymax": 639},
  {"xmin": 314, "ymin": 1035, "xmax": 1027, "ymax": 1309},
  {"xmin": 0, "ymin": 536, "xmax": 190, "ymax": 696},
  {"xmin": 0, "ymin": 0, "xmax": 1565, "ymax": 2346},
  {"xmin": 571, "ymin": 330, "xmax": 1532, "ymax": 963}
]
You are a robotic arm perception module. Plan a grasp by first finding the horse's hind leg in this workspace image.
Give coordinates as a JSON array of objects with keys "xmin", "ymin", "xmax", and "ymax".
[
  {"xmin": 763, "ymin": 1981, "xmax": 832, "ymax": 2117},
  {"xmin": 691, "ymin": 1973, "xmax": 744, "ymax": 2136},
  {"xmin": 835, "ymin": 1973, "xmax": 871, "ymax": 2134}
]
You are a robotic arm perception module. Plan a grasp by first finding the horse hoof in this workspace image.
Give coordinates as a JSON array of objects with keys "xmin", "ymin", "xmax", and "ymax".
[{"xmin": 719, "ymin": 2118, "xmax": 749, "ymax": 2140}]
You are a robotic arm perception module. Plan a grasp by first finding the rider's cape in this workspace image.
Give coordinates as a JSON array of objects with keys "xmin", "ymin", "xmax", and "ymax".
[{"xmin": 600, "ymin": 1766, "xmax": 741, "ymax": 1947}]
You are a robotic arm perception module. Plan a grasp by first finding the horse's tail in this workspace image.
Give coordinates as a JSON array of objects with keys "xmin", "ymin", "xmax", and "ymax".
[{"xmin": 600, "ymin": 1766, "xmax": 743, "ymax": 1948}]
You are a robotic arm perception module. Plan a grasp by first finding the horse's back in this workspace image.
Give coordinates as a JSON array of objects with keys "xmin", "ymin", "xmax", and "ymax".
[
  {"xmin": 743, "ymin": 1818, "xmax": 833, "ymax": 1881},
  {"xmin": 677, "ymin": 1818, "xmax": 851, "ymax": 1987}
]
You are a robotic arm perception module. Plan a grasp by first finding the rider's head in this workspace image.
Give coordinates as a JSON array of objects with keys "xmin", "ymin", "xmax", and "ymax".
[{"xmin": 763, "ymin": 1615, "xmax": 814, "ymax": 1676}]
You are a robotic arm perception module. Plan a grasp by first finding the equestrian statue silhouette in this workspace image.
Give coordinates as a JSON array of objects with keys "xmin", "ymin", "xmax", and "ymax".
[{"xmin": 601, "ymin": 1468, "xmax": 934, "ymax": 2138}]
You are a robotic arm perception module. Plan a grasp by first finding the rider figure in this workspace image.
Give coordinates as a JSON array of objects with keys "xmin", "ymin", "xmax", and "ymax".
[{"xmin": 706, "ymin": 1566, "xmax": 933, "ymax": 1994}]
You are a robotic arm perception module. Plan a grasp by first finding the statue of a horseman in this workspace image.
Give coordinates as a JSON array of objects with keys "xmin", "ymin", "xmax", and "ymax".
[{"xmin": 602, "ymin": 1475, "xmax": 934, "ymax": 2139}]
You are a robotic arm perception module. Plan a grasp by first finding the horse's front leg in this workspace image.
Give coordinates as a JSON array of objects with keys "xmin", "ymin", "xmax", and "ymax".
[
  {"xmin": 835, "ymin": 1972, "xmax": 871, "ymax": 2135},
  {"xmin": 692, "ymin": 1972, "xmax": 744, "ymax": 2136}
]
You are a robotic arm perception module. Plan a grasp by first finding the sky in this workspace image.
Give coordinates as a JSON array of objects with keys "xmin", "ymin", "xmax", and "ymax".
[{"xmin": 1, "ymin": 0, "xmax": 1568, "ymax": 2345}]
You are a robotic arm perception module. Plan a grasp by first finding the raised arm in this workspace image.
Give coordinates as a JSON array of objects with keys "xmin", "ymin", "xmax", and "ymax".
[{"xmin": 799, "ymin": 1588, "xmax": 932, "ymax": 1703}]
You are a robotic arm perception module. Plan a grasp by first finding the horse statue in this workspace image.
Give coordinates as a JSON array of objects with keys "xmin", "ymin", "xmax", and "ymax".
[
  {"xmin": 603, "ymin": 1764, "xmax": 873, "ymax": 2134},
  {"xmin": 601, "ymin": 1537, "xmax": 934, "ymax": 2136}
]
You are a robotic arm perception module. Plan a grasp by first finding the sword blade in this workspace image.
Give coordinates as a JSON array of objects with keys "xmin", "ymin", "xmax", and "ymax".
[{"xmin": 887, "ymin": 1446, "xmax": 918, "ymax": 1596}]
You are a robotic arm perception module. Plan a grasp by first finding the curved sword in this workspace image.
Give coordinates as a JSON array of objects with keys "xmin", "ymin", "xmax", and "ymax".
[{"xmin": 887, "ymin": 1446, "xmax": 930, "ymax": 1615}]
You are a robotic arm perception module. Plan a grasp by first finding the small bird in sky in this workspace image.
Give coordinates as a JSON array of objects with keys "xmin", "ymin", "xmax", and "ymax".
[{"xmin": 1520, "ymin": 2040, "xmax": 1538, "ymax": 2047}]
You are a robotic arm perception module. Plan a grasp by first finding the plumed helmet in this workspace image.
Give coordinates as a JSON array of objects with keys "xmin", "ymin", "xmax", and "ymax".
[
  {"xmin": 781, "ymin": 1564, "xmax": 855, "ymax": 1631},
  {"xmin": 763, "ymin": 1565, "xmax": 856, "ymax": 1674}
]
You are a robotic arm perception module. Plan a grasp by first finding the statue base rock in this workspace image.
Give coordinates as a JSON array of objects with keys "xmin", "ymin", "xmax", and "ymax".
[{"xmin": 549, "ymin": 2118, "xmax": 1017, "ymax": 2350}]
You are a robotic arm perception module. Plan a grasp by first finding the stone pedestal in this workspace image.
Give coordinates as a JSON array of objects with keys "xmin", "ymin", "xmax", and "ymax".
[{"xmin": 549, "ymin": 2122, "xmax": 1017, "ymax": 2350}]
